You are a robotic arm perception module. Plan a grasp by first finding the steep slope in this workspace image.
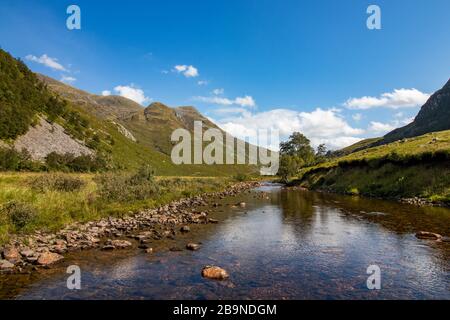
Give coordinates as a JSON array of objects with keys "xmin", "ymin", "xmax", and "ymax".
[
  {"xmin": 383, "ymin": 79, "xmax": 450, "ymax": 143},
  {"xmin": 336, "ymin": 79, "xmax": 450, "ymax": 155},
  {"xmin": 37, "ymin": 74, "xmax": 260, "ymax": 176}
]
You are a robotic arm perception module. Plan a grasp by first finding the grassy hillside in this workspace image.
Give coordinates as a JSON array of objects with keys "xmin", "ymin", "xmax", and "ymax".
[
  {"xmin": 0, "ymin": 50, "xmax": 66, "ymax": 140},
  {"xmin": 38, "ymin": 74, "xmax": 260, "ymax": 176},
  {"xmin": 293, "ymin": 130, "xmax": 450, "ymax": 204},
  {"xmin": 0, "ymin": 50, "xmax": 259, "ymax": 176}
]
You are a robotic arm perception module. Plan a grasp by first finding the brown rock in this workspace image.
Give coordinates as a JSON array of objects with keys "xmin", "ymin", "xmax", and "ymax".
[
  {"xmin": 145, "ymin": 248, "xmax": 153, "ymax": 254},
  {"xmin": 201, "ymin": 266, "xmax": 229, "ymax": 280},
  {"xmin": 2, "ymin": 246, "xmax": 21, "ymax": 263},
  {"xmin": 0, "ymin": 259, "xmax": 14, "ymax": 270},
  {"xmin": 109, "ymin": 239, "xmax": 132, "ymax": 249},
  {"xmin": 180, "ymin": 225, "xmax": 191, "ymax": 233},
  {"xmin": 415, "ymin": 231, "xmax": 443, "ymax": 240},
  {"xmin": 37, "ymin": 252, "xmax": 64, "ymax": 266},
  {"xmin": 186, "ymin": 243, "xmax": 201, "ymax": 251}
]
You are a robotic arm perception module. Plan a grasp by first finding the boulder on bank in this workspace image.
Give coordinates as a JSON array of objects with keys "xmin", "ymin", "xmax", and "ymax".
[
  {"xmin": 0, "ymin": 259, "xmax": 15, "ymax": 270},
  {"xmin": 201, "ymin": 266, "xmax": 229, "ymax": 280},
  {"xmin": 37, "ymin": 252, "xmax": 64, "ymax": 266},
  {"xmin": 415, "ymin": 231, "xmax": 442, "ymax": 240},
  {"xmin": 2, "ymin": 246, "xmax": 21, "ymax": 264}
]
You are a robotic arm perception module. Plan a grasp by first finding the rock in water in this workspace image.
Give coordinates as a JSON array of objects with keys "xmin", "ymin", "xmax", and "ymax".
[
  {"xmin": 186, "ymin": 243, "xmax": 201, "ymax": 251},
  {"xmin": 201, "ymin": 266, "xmax": 229, "ymax": 280},
  {"xmin": 415, "ymin": 231, "xmax": 442, "ymax": 240},
  {"xmin": 37, "ymin": 252, "xmax": 64, "ymax": 266},
  {"xmin": 0, "ymin": 259, "xmax": 15, "ymax": 270},
  {"xmin": 180, "ymin": 225, "xmax": 191, "ymax": 233}
]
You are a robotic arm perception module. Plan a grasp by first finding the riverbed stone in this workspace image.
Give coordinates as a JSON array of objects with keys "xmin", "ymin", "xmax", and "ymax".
[
  {"xmin": 0, "ymin": 259, "xmax": 14, "ymax": 270},
  {"xmin": 37, "ymin": 252, "xmax": 64, "ymax": 266},
  {"xmin": 186, "ymin": 243, "xmax": 201, "ymax": 251},
  {"xmin": 180, "ymin": 225, "xmax": 191, "ymax": 233},
  {"xmin": 201, "ymin": 266, "xmax": 229, "ymax": 280},
  {"xmin": 415, "ymin": 231, "xmax": 442, "ymax": 240},
  {"xmin": 2, "ymin": 246, "xmax": 21, "ymax": 264}
]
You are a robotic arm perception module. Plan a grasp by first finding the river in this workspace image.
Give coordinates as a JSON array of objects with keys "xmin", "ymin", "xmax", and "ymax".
[{"xmin": 1, "ymin": 183, "xmax": 449, "ymax": 299}]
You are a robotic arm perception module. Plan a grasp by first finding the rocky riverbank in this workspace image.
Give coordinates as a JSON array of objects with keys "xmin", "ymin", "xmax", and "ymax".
[{"xmin": 0, "ymin": 181, "xmax": 260, "ymax": 274}]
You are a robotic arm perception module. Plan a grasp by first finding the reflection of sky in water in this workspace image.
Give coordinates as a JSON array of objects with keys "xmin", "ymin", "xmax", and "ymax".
[{"xmin": 9, "ymin": 185, "xmax": 450, "ymax": 300}]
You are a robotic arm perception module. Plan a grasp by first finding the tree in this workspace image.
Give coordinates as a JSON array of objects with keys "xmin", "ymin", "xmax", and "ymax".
[
  {"xmin": 279, "ymin": 132, "xmax": 315, "ymax": 165},
  {"xmin": 277, "ymin": 132, "xmax": 316, "ymax": 181},
  {"xmin": 315, "ymin": 144, "xmax": 328, "ymax": 164}
]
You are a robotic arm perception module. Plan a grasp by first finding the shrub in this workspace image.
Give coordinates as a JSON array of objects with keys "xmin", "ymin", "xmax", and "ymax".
[
  {"xmin": 233, "ymin": 173, "xmax": 249, "ymax": 182},
  {"xmin": 29, "ymin": 174, "xmax": 86, "ymax": 192},
  {"xmin": 45, "ymin": 152, "xmax": 107, "ymax": 172},
  {"xmin": 0, "ymin": 147, "xmax": 41, "ymax": 171},
  {"xmin": 96, "ymin": 166, "xmax": 159, "ymax": 202},
  {"xmin": 0, "ymin": 201, "xmax": 37, "ymax": 230}
]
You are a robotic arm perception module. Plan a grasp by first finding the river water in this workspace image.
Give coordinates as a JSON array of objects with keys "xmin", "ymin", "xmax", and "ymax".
[{"xmin": 1, "ymin": 183, "xmax": 449, "ymax": 299}]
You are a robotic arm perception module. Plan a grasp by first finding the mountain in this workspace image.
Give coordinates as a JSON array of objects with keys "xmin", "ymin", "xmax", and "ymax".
[
  {"xmin": 336, "ymin": 79, "xmax": 450, "ymax": 156},
  {"xmin": 382, "ymin": 79, "xmax": 450, "ymax": 143},
  {"xmin": 0, "ymin": 49, "xmax": 259, "ymax": 176}
]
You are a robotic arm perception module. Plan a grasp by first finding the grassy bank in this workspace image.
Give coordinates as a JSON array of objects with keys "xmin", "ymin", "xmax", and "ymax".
[
  {"xmin": 291, "ymin": 130, "xmax": 450, "ymax": 204},
  {"xmin": 0, "ymin": 171, "xmax": 245, "ymax": 244}
]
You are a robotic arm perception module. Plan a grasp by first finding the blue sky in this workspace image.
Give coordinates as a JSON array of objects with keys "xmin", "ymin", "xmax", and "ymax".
[{"xmin": 1, "ymin": 0, "xmax": 449, "ymax": 149}]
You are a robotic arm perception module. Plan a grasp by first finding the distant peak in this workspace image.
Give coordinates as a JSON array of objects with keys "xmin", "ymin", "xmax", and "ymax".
[
  {"xmin": 146, "ymin": 102, "xmax": 171, "ymax": 110},
  {"xmin": 443, "ymin": 78, "xmax": 450, "ymax": 90},
  {"xmin": 176, "ymin": 106, "xmax": 200, "ymax": 113}
]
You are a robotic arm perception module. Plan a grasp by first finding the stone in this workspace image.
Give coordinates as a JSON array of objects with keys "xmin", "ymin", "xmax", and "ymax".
[
  {"xmin": 0, "ymin": 259, "xmax": 14, "ymax": 270},
  {"xmin": 208, "ymin": 218, "xmax": 219, "ymax": 224},
  {"xmin": 2, "ymin": 246, "xmax": 21, "ymax": 263},
  {"xmin": 145, "ymin": 248, "xmax": 153, "ymax": 254},
  {"xmin": 201, "ymin": 266, "xmax": 229, "ymax": 280},
  {"xmin": 37, "ymin": 252, "xmax": 64, "ymax": 266},
  {"xmin": 20, "ymin": 249, "xmax": 35, "ymax": 258},
  {"xmin": 101, "ymin": 245, "xmax": 115, "ymax": 251},
  {"xmin": 108, "ymin": 239, "xmax": 132, "ymax": 249},
  {"xmin": 238, "ymin": 202, "xmax": 246, "ymax": 208},
  {"xmin": 186, "ymin": 243, "xmax": 201, "ymax": 251},
  {"xmin": 415, "ymin": 231, "xmax": 442, "ymax": 240},
  {"xmin": 180, "ymin": 225, "xmax": 191, "ymax": 233}
]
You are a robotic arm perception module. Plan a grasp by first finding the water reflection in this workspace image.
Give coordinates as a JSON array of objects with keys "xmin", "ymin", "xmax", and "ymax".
[{"xmin": 1, "ymin": 184, "xmax": 449, "ymax": 299}]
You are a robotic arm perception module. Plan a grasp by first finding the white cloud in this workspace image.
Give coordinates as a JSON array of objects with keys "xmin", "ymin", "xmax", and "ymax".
[
  {"xmin": 25, "ymin": 54, "xmax": 67, "ymax": 71},
  {"xmin": 344, "ymin": 88, "xmax": 430, "ymax": 110},
  {"xmin": 212, "ymin": 108, "xmax": 364, "ymax": 150},
  {"xmin": 103, "ymin": 85, "xmax": 151, "ymax": 105},
  {"xmin": 195, "ymin": 95, "xmax": 256, "ymax": 108},
  {"xmin": 60, "ymin": 75, "xmax": 76, "ymax": 83},
  {"xmin": 212, "ymin": 88, "xmax": 224, "ymax": 95},
  {"xmin": 197, "ymin": 80, "xmax": 208, "ymax": 86},
  {"xmin": 174, "ymin": 65, "xmax": 199, "ymax": 78},
  {"xmin": 352, "ymin": 113, "xmax": 362, "ymax": 121},
  {"xmin": 368, "ymin": 121, "xmax": 396, "ymax": 134}
]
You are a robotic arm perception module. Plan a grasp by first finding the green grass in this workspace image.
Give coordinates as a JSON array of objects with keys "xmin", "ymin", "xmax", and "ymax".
[
  {"xmin": 0, "ymin": 172, "xmax": 243, "ymax": 244},
  {"xmin": 292, "ymin": 130, "xmax": 450, "ymax": 204}
]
